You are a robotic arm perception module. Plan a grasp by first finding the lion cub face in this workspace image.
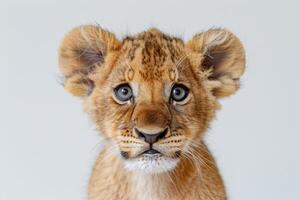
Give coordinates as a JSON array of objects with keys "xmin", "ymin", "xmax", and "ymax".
[{"xmin": 59, "ymin": 26, "xmax": 245, "ymax": 174}]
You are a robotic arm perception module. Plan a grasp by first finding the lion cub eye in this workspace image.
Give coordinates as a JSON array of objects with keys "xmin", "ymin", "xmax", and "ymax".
[
  {"xmin": 171, "ymin": 84, "xmax": 189, "ymax": 102},
  {"xmin": 114, "ymin": 84, "xmax": 133, "ymax": 102}
]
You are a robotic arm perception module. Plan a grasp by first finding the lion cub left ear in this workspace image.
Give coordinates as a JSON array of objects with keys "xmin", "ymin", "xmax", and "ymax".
[
  {"xmin": 186, "ymin": 29, "xmax": 245, "ymax": 98},
  {"xmin": 59, "ymin": 25, "xmax": 120, "ymax": 96}
]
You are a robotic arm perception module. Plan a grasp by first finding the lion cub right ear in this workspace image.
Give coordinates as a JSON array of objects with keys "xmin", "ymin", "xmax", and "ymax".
[
  {"xmin": 59, "ymin": 25, "xmax": 121, "ymax": 96},
  {"xmin": 186, "ymin": 29, "xmax": 245, "ymax": 98}
]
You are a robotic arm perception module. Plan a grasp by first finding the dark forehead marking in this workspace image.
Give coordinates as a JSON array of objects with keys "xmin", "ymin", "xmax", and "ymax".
[
  {"xmin": 123, "ymin": 32, "xmax": 183, "ymax": 62},
  {"xmin": 121, "ymin": 29, "xmax": 185, "ymax": 80},
  {"xmin": 142, "ymin": 38, "xmax": 167, "ymax": 66}
]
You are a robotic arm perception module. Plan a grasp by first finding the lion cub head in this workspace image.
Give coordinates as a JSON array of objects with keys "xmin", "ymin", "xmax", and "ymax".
[{"xmin": 59, "ymin": 25, "xmax": 245, "ymax": 174}]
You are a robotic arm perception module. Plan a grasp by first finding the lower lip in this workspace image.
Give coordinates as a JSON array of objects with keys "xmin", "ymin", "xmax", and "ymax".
[
  {"xmin": 143, "ymin": 152, "xmax": 161, "ymax": 156},
  {"xmin": 141, "ymin": 153, "xmax": 162, "ymax": 159}
]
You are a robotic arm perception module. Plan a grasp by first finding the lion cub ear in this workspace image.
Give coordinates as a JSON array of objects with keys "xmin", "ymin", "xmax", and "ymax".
[
  {"xmin": 59, "ymin": 25, "xmax": 120, "ymax": 96},
  {"xmin": 186, "ymin": 29, "xmax": 245, "ymax": 98}
]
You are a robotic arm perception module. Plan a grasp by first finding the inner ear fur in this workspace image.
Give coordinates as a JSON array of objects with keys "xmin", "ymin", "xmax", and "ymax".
[
  {"xmin": 186, "ymin": 28, "xmax": 245, "ymax": 98},
  {"xmin": 59, "ymin": 25, "xmax": 120, "ymax": 96}
]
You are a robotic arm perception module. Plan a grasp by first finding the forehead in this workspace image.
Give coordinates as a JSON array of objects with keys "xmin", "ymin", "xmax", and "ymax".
[{"xmin": 116, "ymin": 29, "xmax": 186, "ymax": 82}]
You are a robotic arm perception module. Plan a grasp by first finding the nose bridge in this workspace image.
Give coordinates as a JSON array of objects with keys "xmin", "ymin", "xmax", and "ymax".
[
  {"xmin": 138, "ymin": 80, "xmax": 165, "ymax": 103},
  {"xmin": 133, "ymin": 102, "xmax": 170, "ymax": 133}
]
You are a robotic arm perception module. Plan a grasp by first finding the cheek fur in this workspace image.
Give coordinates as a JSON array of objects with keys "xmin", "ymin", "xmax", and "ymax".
[{"xmin": 171, "ymin": 92, "xmax": 216, "ymax": 140}]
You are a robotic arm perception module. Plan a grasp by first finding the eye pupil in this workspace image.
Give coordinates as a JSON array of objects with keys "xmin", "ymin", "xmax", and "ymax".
[
  {"xmin": 174, "ymin": 88, "xmax": 182, "ymax": 96},
  {"xmin": 121, "ymin": 88, "xmax": 129, "ymax": 95}
]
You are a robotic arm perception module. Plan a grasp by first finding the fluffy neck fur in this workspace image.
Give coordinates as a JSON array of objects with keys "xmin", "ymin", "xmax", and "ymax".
[
  {"xmin": 130, "ymin": 159, "xmax": 198, "ymax": 200},
  {"xmin": 88, "ymin": 142, "xmax": 226, "ymax": 200}
]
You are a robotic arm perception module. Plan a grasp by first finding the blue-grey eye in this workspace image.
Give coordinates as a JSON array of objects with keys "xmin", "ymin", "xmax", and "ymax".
[
  {"xmin": 171, "ymin": 84, "xmax": 189, "ymax": 102},
  {"xmin": 114, "ymin": 84, "xmax": 133, "ymax": 102}
]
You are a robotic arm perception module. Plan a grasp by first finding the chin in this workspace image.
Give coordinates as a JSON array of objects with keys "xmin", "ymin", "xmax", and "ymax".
[{"xmin": 123, "ymin": 154, "xmax": 179, "ymax": 174}]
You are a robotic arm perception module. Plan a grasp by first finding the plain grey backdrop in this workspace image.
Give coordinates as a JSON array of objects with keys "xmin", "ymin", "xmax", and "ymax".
[{"xmin": 1, "ymin": 0, "xmax": 299, "ymax": 199}]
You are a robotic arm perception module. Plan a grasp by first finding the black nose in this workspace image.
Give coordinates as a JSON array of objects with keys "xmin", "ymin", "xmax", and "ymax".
[{"xmin": 135, "ymin": 128, "xmax": 168, "ymax": 144}]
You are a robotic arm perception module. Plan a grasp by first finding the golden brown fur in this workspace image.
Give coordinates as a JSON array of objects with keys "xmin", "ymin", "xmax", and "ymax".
[{"xmin": 58, "ymin": 25, "xmax": 245, "ymax": 200}]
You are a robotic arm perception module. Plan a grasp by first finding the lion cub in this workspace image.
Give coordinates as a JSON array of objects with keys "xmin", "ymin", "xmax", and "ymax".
[{"xmin": 59, "ymin": 25, "xmax": 245, "ymax": 200}]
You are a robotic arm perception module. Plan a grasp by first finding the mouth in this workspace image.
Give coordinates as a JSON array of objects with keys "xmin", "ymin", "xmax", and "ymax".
[
  {"xmin": 123, "ymin": 149, "xmax": 179, "ymax": 174},
  {"xmin": 141, "ymin": 148, "xmax": 161, "ymax": 155},
  {"xmin": 122, "ymin": 148, "xmax": 181, "ymax": 159}
]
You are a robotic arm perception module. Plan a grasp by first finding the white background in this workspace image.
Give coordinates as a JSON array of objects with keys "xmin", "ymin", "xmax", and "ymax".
[{"xmin": 0, "ymin": 0, "xmax": 299, "ymax": 199}]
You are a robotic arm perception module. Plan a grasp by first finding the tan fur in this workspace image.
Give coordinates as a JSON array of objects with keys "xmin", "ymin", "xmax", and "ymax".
[{"xmin": 58, "ymin": 25, "xmax": 245, "ymax": 200}]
